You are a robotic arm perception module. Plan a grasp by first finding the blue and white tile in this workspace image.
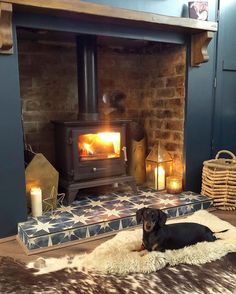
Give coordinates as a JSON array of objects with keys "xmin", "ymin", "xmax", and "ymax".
[{"xmin": 18, "ymin": 188, "xmax": 213, "ymax": 251}]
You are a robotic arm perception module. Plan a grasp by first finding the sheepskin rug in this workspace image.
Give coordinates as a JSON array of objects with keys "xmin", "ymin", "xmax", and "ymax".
[{"xmin": 28, "ymin": 210, "xmax": 236, "ymax": 275}]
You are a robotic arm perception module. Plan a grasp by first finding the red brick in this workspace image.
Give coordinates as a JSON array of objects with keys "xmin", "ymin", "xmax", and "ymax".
[
  {"xmin": 164, "ymin": 142, "xmax": 180, "ymax": 152},
  {"xmin": 173, "ymin": 132, "xmax": 183, "ymax": 141},
  {"xmin": 156, "ymin": 88, "xmax": 175, "ymax": 98},
  {"xmin": 166, "ymin": 76, "xmax": 185, "ymax": 88},
  {"xmin": 175, "ymin": 87, "xmax": 185, "ymax": 97},
  {"xmin": 175, "ymin": 64, "xmax": 185, "ymax": 75},
  {"xmin": 165, "ymin": 98, "xmax": 184, "ymax": 108},
  {"xmin": 165, "ymin": 120, "xmax": 184, "ymax": 131},
  {"xmin": 155, "ymin": 130, "xmax": 171, "ymax": 140}
]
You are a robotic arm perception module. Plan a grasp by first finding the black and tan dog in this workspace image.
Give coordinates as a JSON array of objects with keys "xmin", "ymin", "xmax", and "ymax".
[{"xmin": 136, "ymin": 207, "xmax": 228, "ymax": 252}]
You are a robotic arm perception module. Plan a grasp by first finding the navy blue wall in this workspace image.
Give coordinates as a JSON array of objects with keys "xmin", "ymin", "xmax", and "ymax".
[
  {"xmin": 0, "ymin": 0, "xmax": 218, "ymax": 237},
  {"xmin": 0, "ymin": 23, "xmax": 27, "ymax": 238},
  {"xmin": 212, "ymin": 0, "xmax": 236, "ymax": 156},
  {"xmin": 185, "ymin": 1, "xmax": 218, "ymax": 191}
]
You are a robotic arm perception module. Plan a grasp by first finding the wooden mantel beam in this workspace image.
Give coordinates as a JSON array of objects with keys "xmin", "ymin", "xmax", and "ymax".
[
  {"xmin": 3, "ymin": 0, "xmax": 217, "ymax": 33},
  {"xmin": 0, "ymin": 2, "xmax": 13, "ymax": 53},
  {"xmin": 0, "ymin": 0, "xmax": 217, "ymax": 64}
]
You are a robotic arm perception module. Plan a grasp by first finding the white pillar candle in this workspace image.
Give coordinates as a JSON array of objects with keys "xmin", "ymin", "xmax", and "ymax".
[
  {"xmin": 154, "ymin": 167, "xmax": 158, "ymax": 190},
  {"xmin": 30, "ymin": 187, "xmax": 43, "ymax": 217},
  {"xmin": 157, "ymin": 166, "xmax": 165, "ymax": 190}
]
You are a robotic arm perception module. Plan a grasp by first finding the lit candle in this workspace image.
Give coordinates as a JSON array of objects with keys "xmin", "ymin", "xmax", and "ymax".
[
  {"xmin": 156, "ymin": 166, "xmax": 165, "ymax": 190},
  {"xmin": 166, "ymin": 176, "xmax": 182, "ymax": 194},
  {"xmin": 154, "ymin": 167, "xmax": 158, "ymax": 190},
  {"xmin": 30, "ymin": 187, "xmax": 43, "ymax": 217}
]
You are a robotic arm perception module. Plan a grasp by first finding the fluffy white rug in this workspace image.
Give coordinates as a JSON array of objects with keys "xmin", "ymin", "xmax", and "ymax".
[{"xmin": 28, "ymin": 210, "xmax": 236, "ymax": 275}]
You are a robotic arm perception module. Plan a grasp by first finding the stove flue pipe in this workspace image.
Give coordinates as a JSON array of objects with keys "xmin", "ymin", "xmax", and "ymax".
[{"xmin": 77, "ymin": 35, "xmax": 99, "ymax": 120}]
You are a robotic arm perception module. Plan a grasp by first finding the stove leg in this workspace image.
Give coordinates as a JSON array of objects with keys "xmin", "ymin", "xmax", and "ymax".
[
  {"xmin": 128, "ymin": 180, "xmax": 138, "ymax": 193},
  {"xmin": 66, "ymin": 189, "xmax": 78, "ymax": 205}
]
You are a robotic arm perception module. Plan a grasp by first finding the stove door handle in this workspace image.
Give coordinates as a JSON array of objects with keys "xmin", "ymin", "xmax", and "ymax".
[
  {"xmin": 92, "ymin": 167, "xmax": 107, "ymax": 172},
  {"xmin": 122, "ymin": 146, "xmax": 128, "ymax": 162}
]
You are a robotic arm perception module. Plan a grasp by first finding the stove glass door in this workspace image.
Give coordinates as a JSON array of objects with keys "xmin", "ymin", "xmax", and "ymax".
[{"xmin": 78, "ymin": 132, "xmax": 121, "ymax": 161}]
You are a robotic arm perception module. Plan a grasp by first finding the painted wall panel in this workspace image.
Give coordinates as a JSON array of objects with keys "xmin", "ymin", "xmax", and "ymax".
[
  {"xmin": 213, "ymin": 0, "xmax": 236, "ymax": 156},
  {"xmin": 0, "ymin": 24, "xmax": 27, "ymax": 238},
  {"xmin": 184, "ymin": 0, "xmax": 218, "ymax": 192}
]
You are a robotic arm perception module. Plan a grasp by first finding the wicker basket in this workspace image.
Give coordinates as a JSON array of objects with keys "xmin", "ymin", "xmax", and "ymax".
[{"xmin": 201, "ymin": 150, "xmax": 236, "ymax": 210}]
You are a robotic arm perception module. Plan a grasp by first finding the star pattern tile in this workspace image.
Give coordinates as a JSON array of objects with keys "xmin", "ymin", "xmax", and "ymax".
[
  {"xmin": 18, "ymin": 187, "xmax": 213, "ymax": 251},
  {"xmin": 30, "ymin": 220, "xmax": 56, "ymax": 233}
]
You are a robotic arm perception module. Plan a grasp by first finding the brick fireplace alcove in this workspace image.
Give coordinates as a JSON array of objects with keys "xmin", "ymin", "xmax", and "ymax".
[
  {"xmin": 0, "ymin": 0, "xmax": 218, "ymax": 240},
  {"xmin": 18, "ymin": 29, "xmax": 186, "ymax": 181}
]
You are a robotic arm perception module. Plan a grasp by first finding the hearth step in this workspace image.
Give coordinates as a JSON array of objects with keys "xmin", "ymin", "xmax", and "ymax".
[{"xmin": 17, "ymin": 188, "xmax": 213, "ymax": 254}]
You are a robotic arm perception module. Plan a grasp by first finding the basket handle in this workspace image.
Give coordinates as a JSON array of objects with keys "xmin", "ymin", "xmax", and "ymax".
[{"xmin": 215, "ymin": 150, "xmax": 236, "ymax": 160}]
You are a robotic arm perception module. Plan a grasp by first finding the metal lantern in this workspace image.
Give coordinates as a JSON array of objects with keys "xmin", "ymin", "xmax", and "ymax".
[{"xmin": 145, "ymin": 143, "xmax": 173, "ymax": 190}]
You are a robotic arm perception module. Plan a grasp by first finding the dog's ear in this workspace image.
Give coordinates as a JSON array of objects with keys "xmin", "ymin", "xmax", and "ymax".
[
  {"xmin": 136, "ymin": 207, "xmax": 145, "ymax": 224},
  {"xmin": 158, "ymin": 210, "xmax": 167, "ymax": 227}
]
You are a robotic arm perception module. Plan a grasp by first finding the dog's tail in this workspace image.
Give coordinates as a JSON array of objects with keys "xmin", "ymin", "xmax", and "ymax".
[{"xmin": 213, "ymin": 229, "xmax": 229, "ymax": 234}]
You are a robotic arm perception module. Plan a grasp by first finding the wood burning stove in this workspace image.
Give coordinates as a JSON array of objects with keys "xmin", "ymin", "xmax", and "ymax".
[
  {"xmin": 53, "ymin": 120, "xmax": 136, "ymax": 203},
  {"xmin": 52, "ymin": 34, "xmax": 136, "ymax": 203}
]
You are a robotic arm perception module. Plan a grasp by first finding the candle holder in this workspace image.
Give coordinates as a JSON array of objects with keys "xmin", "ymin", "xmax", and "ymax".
[
  {"xmin": 145, "ymin": 143, "xmax": 173, "ymax": 191},
  {"xmin": 166, "ymin": 176, "xmax": 183, "ymax": 194},
  {"xmin": 25, "ymin": 152, "xmax": 59, "ymax": 212}
]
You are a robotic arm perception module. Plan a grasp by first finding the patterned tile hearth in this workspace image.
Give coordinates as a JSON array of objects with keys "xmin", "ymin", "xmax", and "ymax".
[{"xmin": 17, "ymin": 188, "xmax": 213, "ymax": 253}]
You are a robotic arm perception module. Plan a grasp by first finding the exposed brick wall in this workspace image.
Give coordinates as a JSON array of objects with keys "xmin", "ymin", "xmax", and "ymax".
[
  {"xmin": 141, "ymin": 44, "xmax": 186, "ymax": 175},
  {"xmin": 98, "ymin": 46, "xmax": 143, "ymax": 121},
  {"xmin": 18, "ymin": 38, "xmax": 185, "ymax": 175},
  {"xmin": 18, "ymin": 40, "xmax": 78, "ymax": 163},
  {"xmin": 98, "ymin": 43, "xmax": 186, "ymax": 175}
]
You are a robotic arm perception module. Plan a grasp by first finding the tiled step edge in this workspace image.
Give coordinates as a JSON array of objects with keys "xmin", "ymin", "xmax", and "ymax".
[{"xmin": 17, "ymin": 199, "xmax": 212, "ymax": 254}]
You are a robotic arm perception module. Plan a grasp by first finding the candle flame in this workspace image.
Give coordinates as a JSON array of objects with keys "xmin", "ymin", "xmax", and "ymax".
[
  {"xmin": 158, "ymin": 166, "xmax": 165, "ymax": 175},
  {"xmin": 30, "ymin": 187, "xmax": 42, "ymax": 194}
]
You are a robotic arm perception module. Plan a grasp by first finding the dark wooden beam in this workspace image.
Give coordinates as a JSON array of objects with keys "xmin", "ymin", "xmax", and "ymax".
[{"xmin": 1, "ymin": 0, "xmax": 218, "ymax": 64}]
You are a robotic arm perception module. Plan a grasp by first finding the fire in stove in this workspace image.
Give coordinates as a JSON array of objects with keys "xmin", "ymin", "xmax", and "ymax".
[{"xmin": 78, "ymin": 132, "xmax": 121, "ymax": 161}]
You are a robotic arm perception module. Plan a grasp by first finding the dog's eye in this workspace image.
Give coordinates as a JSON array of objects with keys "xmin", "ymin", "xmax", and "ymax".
[{"xmin": 151, "ymin": 213, "xmax": 155, "ymax": 220}]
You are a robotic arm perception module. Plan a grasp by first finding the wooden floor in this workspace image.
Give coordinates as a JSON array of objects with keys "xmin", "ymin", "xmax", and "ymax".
[{"xmin": 0, "ymin": 209, "xmax": 235, "ymax": 264}]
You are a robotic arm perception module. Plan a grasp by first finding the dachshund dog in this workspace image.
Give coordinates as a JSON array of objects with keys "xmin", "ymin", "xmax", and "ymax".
[{"xmin": 136, "ymin": 207, "xmax": 227, "ymax": 252}]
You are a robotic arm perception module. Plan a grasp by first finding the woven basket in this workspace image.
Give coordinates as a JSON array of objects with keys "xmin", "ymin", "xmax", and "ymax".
[{"xmin": 201, "ymin": 150, "xmax": 236, "ymax": 210}]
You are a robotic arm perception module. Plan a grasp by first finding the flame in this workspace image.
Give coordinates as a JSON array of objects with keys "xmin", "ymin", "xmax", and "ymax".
[
  {"xmin": 97, "ymin": 132, "xmax": 120, "ymax": 154},
  {"xmin": 83, "ymin": 143, "xmax": 94, "ymax": 155},
  {"xmin": 79, "ymin": 132, "xmax": 121, "ymax": 160}
]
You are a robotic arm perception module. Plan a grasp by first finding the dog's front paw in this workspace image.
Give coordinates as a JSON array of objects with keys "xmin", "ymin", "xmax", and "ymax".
[
  {"xmin": 132, "ymin": 243, "xmax": 145, "ymax": 252},
  {"xmin": 138, "ymin": 249, "xmax": 148, "ymax": 257}
]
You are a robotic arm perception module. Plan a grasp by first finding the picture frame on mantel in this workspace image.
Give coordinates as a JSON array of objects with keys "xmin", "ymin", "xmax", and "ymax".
[{"xmin": 188, "ymin": 1, "xmax": 208, "ymax": 21}]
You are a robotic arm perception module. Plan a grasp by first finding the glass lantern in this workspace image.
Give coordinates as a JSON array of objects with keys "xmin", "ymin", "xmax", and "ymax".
[{"xmin": 145, "ymin": 143, "xmax": 173, "ymax": 190}]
